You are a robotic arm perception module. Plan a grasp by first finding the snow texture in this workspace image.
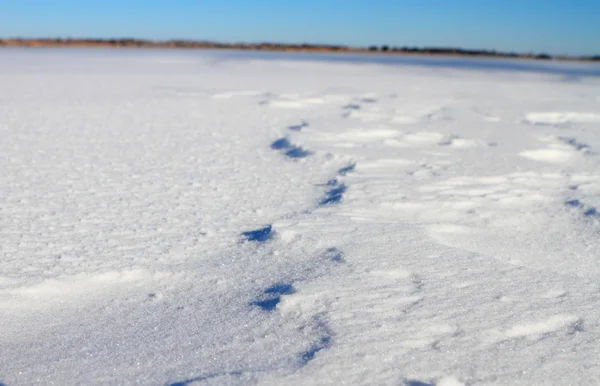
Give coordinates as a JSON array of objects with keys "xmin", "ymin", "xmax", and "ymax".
[{"xmin": 1, "ymin": 49, "xmax": 600, "ymax": 385}]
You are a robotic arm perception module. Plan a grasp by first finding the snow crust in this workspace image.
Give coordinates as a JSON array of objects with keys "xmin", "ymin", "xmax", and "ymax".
[{"xmin": 1, "ymin": 49, "xmax": 600, "ymax": 385}]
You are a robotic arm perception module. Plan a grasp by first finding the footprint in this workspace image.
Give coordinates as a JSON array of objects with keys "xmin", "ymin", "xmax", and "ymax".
[
  {"xmin": 288, "ymin": 121, "xmax": 309, "ymax": 131},
  {"xmin": 564, "ymin": 199, "xmax": 599, "ymax": 218},
  {"xmin": 300, "ymin": 335, "xmax": 331, "ymax": 364},
  {"xmin": 320, "ymin": 183, "xmax": 347, "ymax": 206},
  {"xmin": 337, "ymin": 163, "xmax": 356, "ymax": 176},
  {"xmin": 270, "ymin": 137, "xmax": 312, "ymax": 158},
  {"xmin": 242, "ymin": 225, "xmax": 274, "ymax": 243},
  {"xmin": 404, "ymin": 381, "xmax": 433, "ymax": 386},
  {"xmin": 285, "ymin": 147, "xmax": 312, "ymax": 159},
  {"xmin": 558, "ymin": 137, "xmax": 591, "ymax": 152},
  {"xmin": 271, "ymin": 137, "xmax": 292, "ymax": 150},
  {"xmin": 168, "ymin": 370, "xmax": 244, "ymax": 386},
  {"xmin": 323, "ymin": 247, "xmax": 344, "ymax": 263},
  {"xmin": 251, "ymin": 283, "xmax": 296, "ymax": 311}
]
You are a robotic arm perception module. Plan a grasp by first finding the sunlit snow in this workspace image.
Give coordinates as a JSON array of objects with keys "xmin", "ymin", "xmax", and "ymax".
[{"xmin": 1, "ymin": 49, "xmax": 600, "ymax": 385}]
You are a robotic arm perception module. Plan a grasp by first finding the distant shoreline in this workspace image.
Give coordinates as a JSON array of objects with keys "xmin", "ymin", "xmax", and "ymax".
[{"xmin": 1, "ymin": 38, "xmax": 599, "ymax": 62}]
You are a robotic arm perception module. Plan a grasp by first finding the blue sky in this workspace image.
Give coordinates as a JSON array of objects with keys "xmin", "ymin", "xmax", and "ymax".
[{"xmin": 1, "ymin": 0, "xmax": 599, "ymax": 55}]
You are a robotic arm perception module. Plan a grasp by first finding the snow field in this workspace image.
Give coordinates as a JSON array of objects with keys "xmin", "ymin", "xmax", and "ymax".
[{"xmin": 1, "ymin": 50, "xmax": 600, "ymax": 385}]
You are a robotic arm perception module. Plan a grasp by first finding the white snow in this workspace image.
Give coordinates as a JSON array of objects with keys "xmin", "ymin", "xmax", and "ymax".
[
  {"xmin": 525, "ymin": 112, "xmax": 600, "ymax": 125},
  {"xmin": 1, "ymin": 49, "xmax": 600, "ymax": 385}
]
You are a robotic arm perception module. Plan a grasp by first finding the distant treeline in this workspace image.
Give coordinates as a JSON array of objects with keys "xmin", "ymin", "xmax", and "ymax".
[
  {"xmin": 1, "ymin": 38, "xmax": 598, "ymax": 61},
  {"xmin": 368, "ymin": 45, "xmax": 555, "ymax": 60}
]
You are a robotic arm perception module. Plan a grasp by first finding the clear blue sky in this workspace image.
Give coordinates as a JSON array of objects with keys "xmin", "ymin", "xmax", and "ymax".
[{"xmin": 1, "ymin": 0, "xmax": 599, "ymax": 55}]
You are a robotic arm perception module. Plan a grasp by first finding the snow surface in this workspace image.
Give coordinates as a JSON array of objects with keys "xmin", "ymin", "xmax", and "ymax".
[{"xmin": 1, "ymin": 49, "xmax": 600, "ymax": 385}]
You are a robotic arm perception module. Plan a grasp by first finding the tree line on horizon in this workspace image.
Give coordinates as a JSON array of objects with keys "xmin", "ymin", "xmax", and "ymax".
[
  {"xmin": 1, "ymin": 37, "xmax": 598, "ymax": 61},
  {"xmin": 368, "ymin": 45, "xmax": 556, "ymax": 60}
]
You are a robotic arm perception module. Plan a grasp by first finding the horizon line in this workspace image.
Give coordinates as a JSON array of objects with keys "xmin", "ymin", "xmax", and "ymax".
[{"xmin": 1, "ymin": 37, "xmax": 599, "ymax": 61}]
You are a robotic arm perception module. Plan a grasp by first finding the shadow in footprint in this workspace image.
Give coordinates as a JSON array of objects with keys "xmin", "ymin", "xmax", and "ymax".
[
  {"xmin": 565, "ymin": 199, "xmax": 599, "ymax": 218},
  {"xmin": 301, "ymin": 335, "xmax": 331, "ymax": 364},
  {"xmin": 242, "ymin": 225, "xmax": 273, "ymax": 243},
  {"xmin": 343, "ymin": 104, "xmax": 361, "ymax": 110},
  {"xmin": 324, "ymin": 247, "xmax": 344, "ymax": 263},
  {"xmin": 168, "ymin": 371, "xmax": 243, "ymax": 386},
  {"xmin": 271, "ymin": 137, "xmax": 292, "ymax": 150},
  {"xmin": 288, "ymin": 121, "xmax": 309, "ymax": 131},
  {"xmin": 559, "ymin": 137, "xmax": 590, "ymax": 152},
  {"xmin": 317, "ymin": 178, "xmax": 338, "ymax": 187},
  {"xmin": 271, "ymin": 137, "xmax": 312, "ymax": 158},
  {"xmin": 404, "ymin": 381, "xmax": 434, "ymax": 386},
  {"xmin": 251, "ymin": 283, "xmax": 296, "ymax": 311},
  {"xmin": 285, "ymin": 147, "xmax": 312, "ymax": 159},
  {"xmin": 320, "ymin": 184, "xmax": 347, "ymax": 206},
  {"xmin": 338, "ymin": 163, "xmax": 355, "ymax": 176}
]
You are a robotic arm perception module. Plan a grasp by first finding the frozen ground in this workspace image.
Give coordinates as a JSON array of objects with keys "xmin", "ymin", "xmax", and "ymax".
[{"xmin": 1, "ymin": 49, "xmax": 600, "ymax": 385}]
